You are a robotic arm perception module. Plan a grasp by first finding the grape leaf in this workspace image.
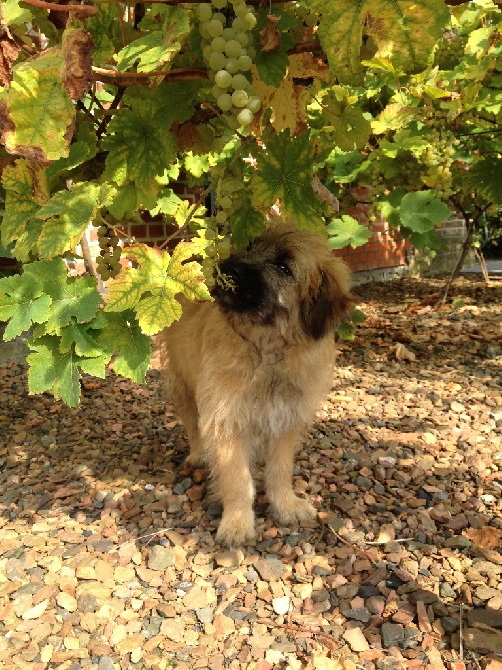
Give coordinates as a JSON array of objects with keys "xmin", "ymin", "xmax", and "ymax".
[
  {"xmin": 252, "ymin": 54, "xmax": 330, "ymax": 135},
  {"xmin": 461, "ymin": 157, "xmax": 502, "ymax": 204},
  {"xmin": 36, "ymin": 183, "xmax": 108, "ymax": 258},
  {"xmin": 74, "ymin": 3, "xmax": 119, "ymax": 67},
  {"xmin": 105, "ymin": 243, "xmax": 211, "ymax": 335},
  {"xmin": 251, "ymin": 130, "xmax": 325, "ymax": 232},
  {"xmin": 399, "ymin": 190, "xmax": 451, "ymax": 233},
  {"xmin": 3, "ymin": 48, "xmax": 75, "ymax": 161},
  {"xmin": 1, "ymin": 159, "xmax": 49, "ymax": 248},
  {"xmin": 320, "ymin": 88, "xmax": 371, "ymax": 151},
  {"xmin": 116, "ymin": 7, "xmax": 190, "ymax": 72},
  {"xmin": 23, "ymin": 259, "xmax": 101, "ymax": 332},
  {"xmin": 149, "ymin": 188, "xmax": 184, "ymax": 217},
  {"xmin": 59, "ymin": 321, "xmax": 107, "ymax": 358},
  {"xmin": 26, "ymin": 334, "xmax": 106, "ymax": 407},
  {"xmin": 326, "ymin": 215, "xmax": 372, "ymax": 249},
  {"xmin": 45, "ymin": 140, "xmax": 93, "ymax": 179},
  {"xmin": 0, "ymin": 273, "xmax": 52, "ymax": 341},
  {"xmin": 103, "ymin": 103, "xmax": 177, "ymax": 202},
  {"xmin": 312, "ymin": 0, "xmax": 450, "ymax": 85},
  {"xmin": 230, "ymin": 196, "xmax": 267, "ymax": 250},
  {"xmin": 1, "ymin": 0, "xmax": 32, "ymax": 25},
  {"xmin": 98, "ymin": 311, "xmax": 152, "ymax": 383}
]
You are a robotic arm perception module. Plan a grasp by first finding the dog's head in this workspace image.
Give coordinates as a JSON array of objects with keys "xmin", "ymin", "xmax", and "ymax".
[{"xmin": 214, "ymin": 221, "xmax": 353, "ymax": 341}]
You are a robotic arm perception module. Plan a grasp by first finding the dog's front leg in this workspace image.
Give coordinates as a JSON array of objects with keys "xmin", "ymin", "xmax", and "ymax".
[
  {"xmin": 265, "ymin": 430, "xmax": 316, "ymax": 526},
  {"xmin": 208, "ymin": 434, "xmax": 256, "ymax": 547}
]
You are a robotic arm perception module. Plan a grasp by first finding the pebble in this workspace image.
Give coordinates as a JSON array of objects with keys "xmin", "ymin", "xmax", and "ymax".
[
  {"xmin": 272, "ymin": 596, "xmax": 291, "ymax": 615},
  {"xmin": 147, "ymin": 545, "xmax": 175, "ymax": 570}
]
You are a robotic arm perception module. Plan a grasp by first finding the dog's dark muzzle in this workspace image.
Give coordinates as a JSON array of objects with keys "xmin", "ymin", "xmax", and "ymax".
[{"xmin": 215, "ymin": 258, "xmax": 269, "ymax": 314}]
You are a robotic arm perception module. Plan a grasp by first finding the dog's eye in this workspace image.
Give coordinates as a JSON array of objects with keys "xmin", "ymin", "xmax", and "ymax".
[{"xmin": 275, "ymin": 259, "xmax": 293, "ymax": 277}]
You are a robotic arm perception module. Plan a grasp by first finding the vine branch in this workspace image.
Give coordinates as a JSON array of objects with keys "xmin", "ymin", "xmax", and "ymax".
[{"xmin": 22, "ymin": 0, "xmax": 97, "ymax": 14}]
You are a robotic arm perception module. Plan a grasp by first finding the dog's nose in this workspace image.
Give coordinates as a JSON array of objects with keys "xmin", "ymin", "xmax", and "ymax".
[{"xmin": 219, "ymin": 258, "xmax": 246, "ymax": 283}]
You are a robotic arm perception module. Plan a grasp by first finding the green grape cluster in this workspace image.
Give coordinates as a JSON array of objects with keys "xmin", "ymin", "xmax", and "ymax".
[
  {"xmin": 200, "ymin": 194, "xmax": 236, "ymax": 288},
  {"xmin": 419, "ymin": 125, "xmax": 459, "ymax": 199},
  {"xmin": 196, "ymin": 0, "xmax": 262, "ymax": 129},
  {"xmin": 95, "ymin": 224, "xmax": 122, "ymax": 281},
  {"xmin": 433, "ymin": 34, "xmax": 467, "ymax": 70}
]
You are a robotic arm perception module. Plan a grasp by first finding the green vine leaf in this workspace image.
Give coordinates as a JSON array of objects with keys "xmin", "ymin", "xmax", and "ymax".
[
  {"xmin": 399, "ymin": 190, "xmax": 451, "ymax": 233},
  {"xmin": 36, "ymin": 183, "xmax": 108, "ymax": 259},
  {"xmin": 327, "ymin": 215, "xmax": 372, "ymax": 249},
  {"xmin": 102, "ymin": 104, "xmax": 178, "ymax": 202},
  {"xmin": 116, "ymin": 6, "xmax": 191, "ymax": 73},
  {"xmin": 3, "ymin": 48, "xmax": 75, "ymax": 161},
  {"xmin": 0, "ymin": 273, "xmax": 52, "ymax": 341},
  {"xmin": 251, "ymin": 130, "xmax": 325, "ymax": 232},
  {"xmin": 105, "ymin": 243, "xmax": 211, "ymax": 335},
  {"xmin": 461, "ymin": 157, "xmax": 502, "ymax": 204},
  {"xmin": 320, "ymin": 88, "xmax": 371, "ymax": 151},
  {"xmin": 1, "ymin": 159, "xmax": 49, "ymax": 248},
  {"xmin": 22, "ymin": 259, "xmax": 101, "ymax": 332},
  {"xmin": 26, "ymin": 334, "xmax": 107, "ymax": 408},
  {"xmin": 311, "ymin": 0, "xmax": 450, "ymax": 84},
  {"xmin": 98, "ymin": 311, "xmax": 152, "ymax": 383}
]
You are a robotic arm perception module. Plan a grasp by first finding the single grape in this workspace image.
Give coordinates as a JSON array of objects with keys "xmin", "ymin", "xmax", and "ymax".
[
  {"xmin": 220, "ymin": 196, "xmax": 233, "ymax": 210},
  {"xmin": 231, "ymin": 73, "xmax": 249, "ymax": 90},
  {"xmin": 208, "ymin": 51, "xmax": 226, "ymax": 70},
  {"xmin": 204, "ymin": 228, "xmax": 217, "ymax": 240},
  {"xmin": 215, "ymin": 210, "xmax": 227, "ymax": 224},
  {"xmin": 215, "ymin": 69, "xmax": 232, "ymax": 88},
  {"xmin": 225, "ymin": 57, "xmax": 239, "ymax": 73},
  {"xmin": 232, "ymin": 89, "xmax": 248, "ymax": 107},
  {"xmin": 211, "ymin": 36, "xmax": 227, "ymax": 52},
  {"xmin": 221, "ymin": 27, "xmax": 236, "ymax": 40},
  {"xmin": 243, "ymin": 12, "xmax": 256, "ymax": 29},
  {"xmin": 235, "ymin": 32, "xmax": 249, "ymax": 47},
  {"xmin": 206, "ymin": 19, "xmax": 224, "ymax": 37},
  {"xmin": 212, "ymin": 11, "xmax": 226, "ymax": 24},
  {"xmin": 97, "ymin": 225, "xmax": 108, "ymax": 236},
  {"xmin": 225, "ymin": 113, "xmax": 241, "ymax": 129},
  {"xmin": 212, "ymin": 0, "xmax": 227, "ymax": 8},
  {"xmin": 211, "ymin": 83, "xmax": 224, "ymax": 98},
  {"xmin": 224, "ymin": 40, "xmax": 242, "ymax": 58},
  {"xmin": 233, "ymin": 3, "xmax": 248, "ymax": 18},
  {"xmin": 232, "ymin": 17, "xmax": 248, "ymax": 33},
  {"xmin": 247, "ymin": 45, "xmax": 256, "ymax": 59},
  {"xmin": 246, "ymin": 95, "xmax": 261, "ymax": 113},
  {"xmin": 199, "ymin": 22, "xmax": 210, "ymax": 39},
  {"xmin": 237, "ymin": 108, "xmax": 254, "ymax": 126},
  {"xmin": 217, "ymin": 93, "xmax": 233, "ymax": 111},
  {"xmin": 196, "ymin": 3, "xmax": 212, "ymax": 22},
  {"xmin": 205, "ymin": 245, "xmax": 217, "ymax": 257},
  {"xmin": 237, "ymin": 54, "xmax": 252, "ymax": 71}
]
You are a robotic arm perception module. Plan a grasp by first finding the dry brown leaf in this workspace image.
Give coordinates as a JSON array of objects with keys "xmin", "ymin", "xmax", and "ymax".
[
  {"xmin": 0, "ymin": 27, "xmax": 21, "ymax": 88},
  {"xmin": 62, "ymin": 28, "xmax": 94, "ymax": 100},
  {"xmin": 259, "ymin": 14, "xmax": 281, "ymax": 52},
  {"xmin": 464, "ymin": 526, "xmax": 502, "ymax": 550}
]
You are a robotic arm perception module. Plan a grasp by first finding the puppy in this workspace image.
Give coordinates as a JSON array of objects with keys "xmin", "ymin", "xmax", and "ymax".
[{"xmin": 158, "ymin": 221, "xmax": 352, "ymax": 546}]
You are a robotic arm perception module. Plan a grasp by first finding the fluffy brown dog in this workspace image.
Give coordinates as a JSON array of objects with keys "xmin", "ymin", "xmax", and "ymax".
[{"xmin": 158, "ymin": 222, "xmax": 352, "ymax": 546}]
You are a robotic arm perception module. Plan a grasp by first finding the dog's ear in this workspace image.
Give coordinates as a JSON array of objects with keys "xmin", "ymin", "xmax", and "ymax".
[{"xmin": 301, "ymin": 264, "xmax": 352, "ymax": 340}]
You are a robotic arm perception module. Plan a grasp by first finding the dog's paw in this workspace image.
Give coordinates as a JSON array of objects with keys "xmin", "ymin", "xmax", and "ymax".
[
  {"xmin": 271, "ymin": 495, "xmax": 316, "ymax": 526},
  {"xmin": 216, "ymin": 510, "xmax": 256, "ymax": 547}
]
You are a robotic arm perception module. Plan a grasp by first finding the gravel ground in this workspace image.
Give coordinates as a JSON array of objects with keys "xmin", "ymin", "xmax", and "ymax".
[{"xmin": 0, "ymin": 275, "xmax": 501, "ymax": 670}]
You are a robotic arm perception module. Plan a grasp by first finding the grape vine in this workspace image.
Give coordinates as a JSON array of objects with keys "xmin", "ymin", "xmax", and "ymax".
[{"xmin": 0, "ymin": 0, "xmax": 500, "ymax": 405}]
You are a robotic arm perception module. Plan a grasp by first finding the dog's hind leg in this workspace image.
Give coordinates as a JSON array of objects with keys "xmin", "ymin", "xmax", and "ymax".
[
  {"xmin": 208, "ymin": 433, "xmax": 256, "ymax": 547},
  {"xmin": 264, "ymin": 429, "xmax": 316, "ymax": 526}
]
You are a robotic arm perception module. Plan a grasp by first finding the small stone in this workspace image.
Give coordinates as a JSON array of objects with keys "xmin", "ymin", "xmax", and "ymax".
[
  {"xmin": 344, "ymin": 607, "xmax": 371, "ymax": 623},
  {"xmin": 381, "ymin": 622, "xmax": 405, "ymax": 648},
  {"xmin": 343, "ymin": 626, "xmax": 370, "ymax": 652},
  {"xmin": 215, "ymin": 550, "xmax": 243, "ymax": 568},
  {"xmin": 213, "ymin": 614, "xmax": 236, "ymax": 638},
  {"xmin": 467, "ymin": 609, "xmax": 502, "ymax": 629},
  {"xmin": 98, "ymin": 657, "xmax": 115, "ymax": 670},
  {"xmin": 196, "ymin": 607, "xmax": 214, "ymax": 624},
  {"xmin": 255, "ymin": 556, "xmax": 288, "ymax": 581},
  {"xmin": 77, "ymin": 593, "xmax": 97, "ymax": 613},
  {"xmin": 56, "ymin": 592, "xmax": 78, "ymax": 612},
  {"xmin": 366, "ymin": 595, "xmax": 385, "ymax": 615},
  {"xmin": 272, "ymin": 596, "xmax": 291, "ymax": 615},
  {"xmin": 160, "ymin": 618, "xmax": 185, "ymax": 642},
  {"xmin": 440, "ymin": 582, "xmax": 457, "ymax": 599},
  {"xmin": 147, "ymin": 545, "xmax": 175, "ymax": 570},
  {"xmin": 441, "ymin": 616, "xmax": 460, "ymax": 635}
]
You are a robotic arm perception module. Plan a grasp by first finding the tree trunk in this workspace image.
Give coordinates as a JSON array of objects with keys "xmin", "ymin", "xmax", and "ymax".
[{"xmin": 437, "ymin": 218, "xmax": 476, "ymax": 306}]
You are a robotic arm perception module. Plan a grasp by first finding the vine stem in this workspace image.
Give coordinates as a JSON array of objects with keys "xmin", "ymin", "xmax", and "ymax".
[{"xmin": 22, "ymin": 0, "xmax": 96, "ymax": 14}]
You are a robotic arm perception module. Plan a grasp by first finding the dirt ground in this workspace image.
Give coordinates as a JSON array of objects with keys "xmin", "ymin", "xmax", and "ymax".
[{"xmin": 0, "ymin": 274, "xmax": 501, "ymax": 670}]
